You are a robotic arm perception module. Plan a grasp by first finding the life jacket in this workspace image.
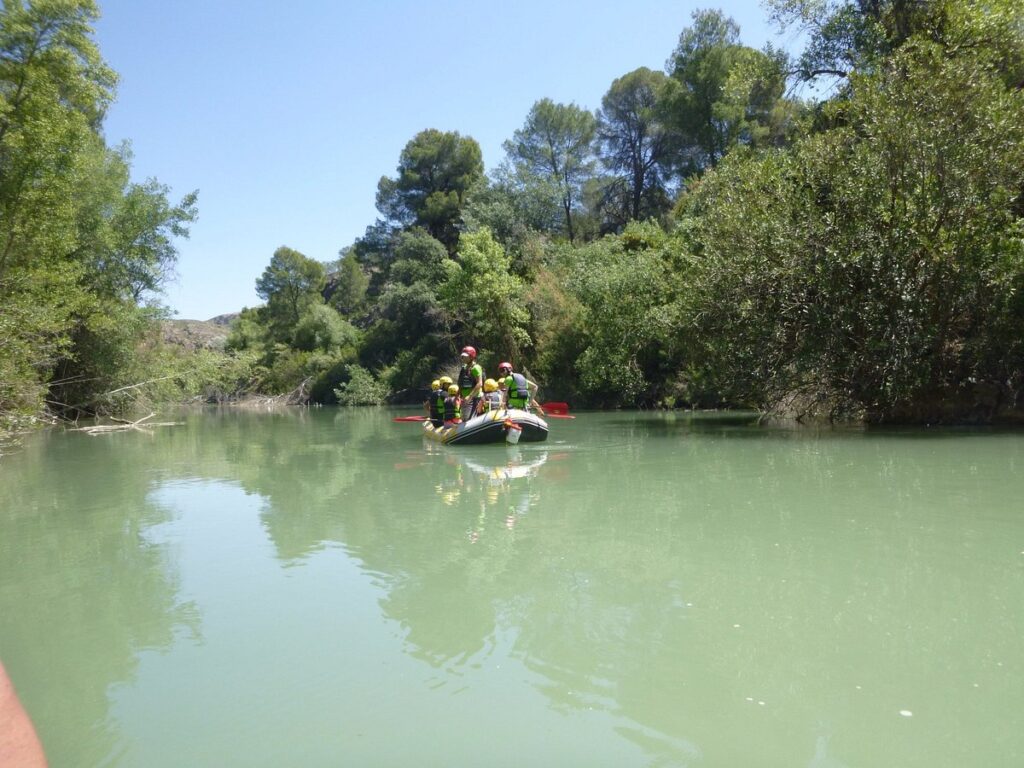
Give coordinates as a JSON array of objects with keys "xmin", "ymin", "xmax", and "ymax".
[
  {"xmin": 483, "ymin": 391, "xmax": 503, "ymax": 411},
  {"xmin": 444, "ymin": 395, "xmax": 460, "ymax": 422},
  {"xmin": 505, "ymin": 372, "xmax": 530, "ymax": 409},
  {"xmin": 429, "ymin": 389, "xmax": 444, "ymax": 423},
  {"xmin": 458, "ymin": 363, "xmax": 482, "ymax": 398}
]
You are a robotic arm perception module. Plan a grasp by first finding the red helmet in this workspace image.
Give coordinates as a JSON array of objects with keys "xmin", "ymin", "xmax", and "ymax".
[
  {"xmin": 461, "ymin": 346, "xmax": 477, "ymax": 359},
  {"xmin": 498, "ymin": 361, "xmax": 512, "ymax": 373}
]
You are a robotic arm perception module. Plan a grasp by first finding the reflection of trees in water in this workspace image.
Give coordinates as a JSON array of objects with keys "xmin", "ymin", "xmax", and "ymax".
[
  {"xmin": 331, "ymin": 420, "xmax": 1024, "ymax": 767},
  {"xmin": 0, "ymin": 430, "xmax": 196, "ymax": 767},
  {"xmin": 5, "ymin": 411, "xmax": 1021, "ymax": 766},
  {"xmin": 337, "ymin": 448, "xmax": 549, "ymax": 669},
  {"xmin": 509, "ymin": 429, "xmax": 1024, "ymax": 766},
  {"xmin": 0, "ymin": 407, "xmax": 395, "ymax": 764}
]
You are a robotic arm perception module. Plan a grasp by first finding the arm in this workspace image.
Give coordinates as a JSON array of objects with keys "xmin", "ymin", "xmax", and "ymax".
[
  {"xmin": 0, "ymin": 662, "xmax": 47, "ymax": 768},
  {"xmin": 527, "ymin": 380, "xmax": 544, "ymax": 415}
]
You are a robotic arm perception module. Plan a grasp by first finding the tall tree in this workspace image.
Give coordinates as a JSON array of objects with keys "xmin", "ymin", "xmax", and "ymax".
[
  {"xmin": 503, "ymin": 99, "xmax": 597, "ymax": 243},
  {"xmin": 1, "ymin": 0, "xmax": 197, "ymax": 424},
  {"xmin": 596, "ymin": 67, "xmax": 674, "ymax": 226},
  {"xmin": 769, "ymin": 0, "xmax": 1024, "ymax": 88},
  {"xmin": 255, "ymin": 246, "xmax": 326, "ymax": 341},
  {"xmin": 664, "ymin": 9, "xmax": 790, "ymax": 175},
  {"xmin": 441, "ymin": 228, "xmax": 530, "ymax": 360},
  {"xmin": 327, "ymin": 248, "xmax": 369, "ymax": 317},
  {"xmin": 375, "ymin": 129, "xmax": 483, "ymax": 252}
]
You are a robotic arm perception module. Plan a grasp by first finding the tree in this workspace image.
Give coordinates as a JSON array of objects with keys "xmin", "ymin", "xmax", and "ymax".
[
  {"xmin": 596, "ymin": 67, "xmax": 675, "ymax": 226},
  {"xmin": 769, "ymin": 0, "xmax": 1024, "ymax": 88},
  {"xmin": 375, "ymin": 129, "xmax": 483, "ymax": 252},
  {"xmin": 328, "ymin": 248, "xmax": 369, "ymax": 317},
  {"xmin": 559, "ymin": 223, "xmax": 677, "ymax": 404},
  {"xmin": 502, "ymin": 99, "xmax": 597, "ymax": 243},
  {"xmin": 292, "ymin": 303, "xmax": 358, "ymax": 354},
  {"xmin": 663, "ymin": 9, "xmax": 791, "ymax": 175},
  {"xmin": 255, "ymin": 247, "xmax": 326, "ymax": 340},
  {"xmin": 1, "ymin": 1, "xmax": 200, "ymax": 424},
  {"xmin": 388, "ymin": 228, "xmax": 449, "ymax": 288},
  {"xmin": 359, "ymin": 230, "xmax": 452, "ymax": 373},
  {"xmin": 441, "ymin": 229, "xmax": 531, "ymax": 361},
  {"xmin": 72, "ymin": 141, "xmax": 197, "ymax": 302},
  {"xmin": 681, "ymin": 35, "xmax": 1024, "ymax": 421}
]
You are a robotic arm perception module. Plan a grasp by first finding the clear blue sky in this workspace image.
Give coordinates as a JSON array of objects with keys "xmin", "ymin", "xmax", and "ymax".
[{"xmin": 94, "ymin": 0, "xmax": 798, "ymax": 320}]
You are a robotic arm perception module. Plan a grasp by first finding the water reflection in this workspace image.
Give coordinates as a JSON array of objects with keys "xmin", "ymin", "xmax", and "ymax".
[
  {"xmin": 439, "ymin": 449, "xmax": 548, "ymax": 538},
  {"xmin": 1, "ymin": 409, "xmax": 1023, "ymax": 766},
  {"xmin": 0, "ymin": 430, "xmax": 198, "ymax": 767}
]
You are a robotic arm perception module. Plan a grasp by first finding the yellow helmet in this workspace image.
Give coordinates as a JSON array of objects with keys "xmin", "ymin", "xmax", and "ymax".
[
  {"xmin": 483, "ymin": 378, "xmax": 497, "ymax": 393},
  {"xmin": 431, "ymin": 379, "xmax": 441, "ymax": 391},
  {"xmin": 447, "ymin": 384, "xmax": 459, "ymax": 396},
  {"xmin": 439, "ymin": 375, "xmax": 453, "ymax": 388}
]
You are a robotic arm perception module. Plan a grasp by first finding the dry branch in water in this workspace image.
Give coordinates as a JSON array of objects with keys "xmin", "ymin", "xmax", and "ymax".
[{"xmin": 68, "ymin": 412, "xmax": 183, "ymax": 436}]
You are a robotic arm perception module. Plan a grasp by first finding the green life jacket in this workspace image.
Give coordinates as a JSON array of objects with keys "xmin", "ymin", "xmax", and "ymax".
[
  {"xmin": 429, "ymin": 389, "xmax": 444, "ymax": 421},
  {"xmin": 505, "ymin": 373, "xmax": 530, "ymax": 408},
  {"xmin": 458, "ymin": 363, "xmax": 483, "ymax": 398}
]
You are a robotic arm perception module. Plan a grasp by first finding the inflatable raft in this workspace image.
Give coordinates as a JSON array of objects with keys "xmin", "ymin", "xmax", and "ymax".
[{"xmin": 423, "ymin": 408, "xmax": 548, "ymax": 445}]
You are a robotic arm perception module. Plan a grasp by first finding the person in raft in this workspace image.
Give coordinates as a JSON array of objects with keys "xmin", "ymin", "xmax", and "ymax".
[
  {"xmin": 443, "ymin": 384, "xmax": 462, "ymax": 426},
  {"xmin": 457, "ymin": 346, "xmax": 484, "ymax": 421},
  {"xmin": 476, "ymin": 378, "xmax": 504, "ymax": 415},
  {"xmin": 498, "ymin": 362, "xmax": 544, "ymax": 415},
  {"xmin": 425, "ymin": 379, "xmax": 444, "ymax": 428}
]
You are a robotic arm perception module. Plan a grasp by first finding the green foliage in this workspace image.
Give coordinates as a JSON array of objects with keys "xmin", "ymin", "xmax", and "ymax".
[
  {"xmin": 7, "ymin": 0, "xmax": 1018, "ymax": 427},
  {"xmin": 380, "ymin": 349, "xmax": 439, "ymax": 398},
  {"xmin": 328, "ymin": 248, "xmax": 369, "ymax": 316},
  {"xmin": 664, "ymin": 9, "xmax": 793, "ymax": 173},
  {"xmin": 254, "ymin": 246, "xmax": 326, "ymax": 341},
  {"xmin": 523, "ymin": 264, "xmax": 589, "ymax": 400},
  {"xmin": 441, "ymin": 229, "xmax": 531, "ymax": 361},
  {"xmin": 502, "ymin": 99, "xmax": 597, "ymax": 243},
  {"xmin": 334, "ymin": 364, "xmax": 388, "ymax": 406},
  {"xmin": 682, "ymin": 35, "xmax": 1024, "ymax": 420},
  {"xmin": 292, "ymin": 303, "xmax": 358, "ymax": 354},
  {"xmin": 596, "ymin": 67, "xmax": 675, "ymax": 227},
  {"xmin": 389, "ymin": 228, "xmax": 449, "ymax": 287},
  {"xmin": 225, "ymin": 306, "xmax": 265, "ymax": 352},
  {"xmin": 0, "ymin": 1, "xmax": 201, "ymax": 426},
  {"xmin": 375, "ymin": 129, "xmax": 483, "ymax": 251},
  {"xmin": 557, "ymin": 225, "xmax": 678, "ymax": 404}
]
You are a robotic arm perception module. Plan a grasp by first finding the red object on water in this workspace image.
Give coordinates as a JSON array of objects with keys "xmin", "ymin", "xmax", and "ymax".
[{"xmin": 393, "ymin": 415, "xmax": 429, "ymax": 422}]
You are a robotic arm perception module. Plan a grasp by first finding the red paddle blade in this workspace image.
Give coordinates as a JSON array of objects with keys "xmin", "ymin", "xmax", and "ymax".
[
  {"xmin": 541, "ymin": 402, "xmax": 570, "ymax": 415},
  {"xmin": 393, "ymin": 415, "xmax": 429, "ymax": 422}
]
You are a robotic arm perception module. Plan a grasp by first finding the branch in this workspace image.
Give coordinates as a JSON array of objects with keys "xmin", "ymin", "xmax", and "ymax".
[{"xmin": 99, "ymin": 376, "xmax": 177, "ymax": 398}]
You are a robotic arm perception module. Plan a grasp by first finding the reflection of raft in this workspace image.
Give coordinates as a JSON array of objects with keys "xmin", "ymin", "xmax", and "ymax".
[
  {"xmin": 459, "ymin": 450, "xmax": 549, "ymax": 481},
  {"xmin": 423, "ymin": 408, "xmax": 548, "ymax": 445}
]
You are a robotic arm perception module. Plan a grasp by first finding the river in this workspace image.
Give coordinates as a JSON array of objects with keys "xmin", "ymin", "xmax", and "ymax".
[{"xmin": 1, "ymin": 408, "xmax": 1022, "ymax": 767}]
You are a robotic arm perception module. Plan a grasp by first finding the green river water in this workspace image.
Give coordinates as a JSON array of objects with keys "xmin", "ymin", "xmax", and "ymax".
[{"xmin": 1, "ymin": 408, "xmax": 1022, "ymax": 767}]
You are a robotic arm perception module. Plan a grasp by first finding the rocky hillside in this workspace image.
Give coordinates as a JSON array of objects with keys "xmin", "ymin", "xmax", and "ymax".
[{"xmin": 160, "ymin": 317, "xmax": 232, "ymax": 350}]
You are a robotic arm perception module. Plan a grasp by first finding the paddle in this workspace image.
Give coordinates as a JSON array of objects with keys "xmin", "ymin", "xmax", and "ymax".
[
  {"xmin": 540, "ymin": 402, "xmax": 575, "ymax": 419},
  {"xmin": 393, "ymin": 415, "xmax": 429, "ymax": 422}
]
